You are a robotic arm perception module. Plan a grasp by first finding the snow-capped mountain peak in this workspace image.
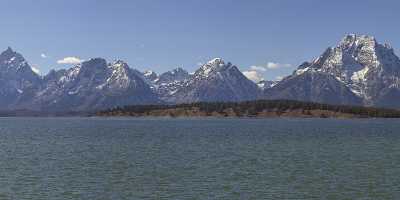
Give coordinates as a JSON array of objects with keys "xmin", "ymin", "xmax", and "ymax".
[
  {"xmin": 150, "ymin": 67, "xmax": 190, "ymax": 85},
  {"xmin": 143, "ymin": 70, "xmax": 158, "ymax": 83},
  {"xmin": 103, "ymin": 60, "xmax": 132, "ymax": 90},
  {"xmin": 144, "ymin": 70, "xmax": 156, "ymax": 77},
  {"xmin": 294, "ymin": 34, "xmax": 386, "ymax": 86},
  {"xmin": 339, "ymin": 34, "xmax": 376, "ymax": 48},
  {"xmin": 1, "ymin": 47, "xmax": 20, "ymax": 60},
  {"xmin": 0, "ymin": 47, "xmax": 42, "ymax": 109},
  {"xmin": 257, "ymin": 80, "xmax": 278, "ymax": 90},
  {"xmin": 36, "ymin": 57, "xmax": 159, "ymax": 111},
  {"xmin": 81, "ymin": 58, "xmax": 107, "ymax": 70},
  {"xmin": 0, "ymin": 47, "xmax": 29, "ymax": 71},
  {"xmin": 161, "ymin": 57, "xmax": 259, "ymax": 103},
  {"xmin": 207, "ymin": 57, "xmax": 225, "ymax": 65},
  {"xmin": 170, "ymin": 67, "xmax": 186, "ymax": 75},
  {"xmin": 111, "ymin": 60, "xmax": 129, "ymax": 68},
  {"xmin": 285, "ymin": 34, "xmax": 400, "ymax": 107},
  {"xmin": 197, "ymin": 58, "xmax": 232, "ymax": 77}
]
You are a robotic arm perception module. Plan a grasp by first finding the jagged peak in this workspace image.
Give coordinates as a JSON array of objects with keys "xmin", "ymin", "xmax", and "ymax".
[
  {"xmin": 75, "ymin": 58, "xmax": 108, "ymax": 76},
  {"xmin": 164, "ymin": 67, "xmax": 188, "ymax": 76},
  {"xmin": 200, "ymin": 58, "xmax": 228, "ymax": 71},
  {"xmin": 112, "ymin": 59, "xmax": 127, "ymax": 65},
  {"xmin": 206, "ymin": 58, "xmax": 225, "ymax": 66},
  {"xmin": 304, "ymin": 34, "xmax": 392, "ymax": 71},
  {"xmin": 110, "ymin": 60, "xmax": 130, "ymax": 70},
  {"xmin": 384, "ymin": 43, "xmax": 393, "ymax": 49},
  {"xmin": 84, "ymin": 57, "xmax": 107, "ymax": 65},
  {"xmin": 194, "ymin": 57, "xmax": 240, "ymax": 79},
  {"xmin": 341, "ymin": 33, "xmax": 375, "ymax": 42},
  {"xmin": 79, "ymin": 58, "xmax": 107, "ymax": 70},
  {"xmin": 157, "ymin": 67, "xmax": 188, "ymax": 77},
  {"xmin": 4, "ymin": 46, "xmax": 14, "ymax": 54},
  {"xmin": 48, "ymin": 68, "xmax": 66, "ymax": 75},
  {"xmin": 144, "ymin": 70, "xmax": 157, "ymax": 76},
  {"xmin": 339, "ymin": 34, "xmax": 377, "ymax": 48},
  {"xmin": 197, "ymin": 58, "xmax": 224, "ymax": 76},
  {"xmin": 171, "ymin": 67, "xmax": 187, "ymax": 73},
  {"xmin": 297, "ymin": 61, "xmax": 311, "ymax": 70},
  {"xmin": 0, "ymin": 46, "xmax": 25, "ymax": 63},
  {"xmin": 44, "ymin": 68, "xmax": 67, "ymax": 80}
]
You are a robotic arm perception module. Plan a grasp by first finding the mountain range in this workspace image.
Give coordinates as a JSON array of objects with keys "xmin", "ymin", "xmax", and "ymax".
[{"xmin": 1, "ymin": 34, "xmax": 400, "ymax": 111}]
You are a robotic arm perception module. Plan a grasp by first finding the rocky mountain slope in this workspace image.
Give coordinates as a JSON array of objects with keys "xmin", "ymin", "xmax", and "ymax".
[
  {"xmin": 0, "ymin": 49, "xmax": 160, "ymax": 111},
  {"xmin": 160, "ymin": 58, "xmax": 260, "ymax": 103},
  {"xmin": 264, "ymin": 71, "xmax": 363, "ymax": 105},
  {"xmin": 257, "ymin": 80, "xmax": 278, "ymax": 91},
  {"xmin": 142, "ymin": 58, "xmax": 260, "ymax": 103},
  {"xmin": 0, "ymin": 47, "xmax": 42, "ymax": 109},
  {"xmin": 35, "ymin": 59, "xmax": 160, "ymax": 111},
  {"xmin": 264, "ymin": 34, "xmax": 400, "ymax": 108},
  {"xmin": 143, "ymin": 67, "xmax": 192, "ymax": 100}
]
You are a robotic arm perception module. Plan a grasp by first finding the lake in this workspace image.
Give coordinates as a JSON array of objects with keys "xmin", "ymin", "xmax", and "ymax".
[{"xmin": 0, "ymin": 117, "xmax": 400, "ymax": 199}]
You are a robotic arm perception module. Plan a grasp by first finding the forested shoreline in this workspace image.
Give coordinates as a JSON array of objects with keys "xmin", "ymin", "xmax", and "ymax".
[{"xmin": 97, "ymin": 100, "xmax": 400, "ymax": 118}]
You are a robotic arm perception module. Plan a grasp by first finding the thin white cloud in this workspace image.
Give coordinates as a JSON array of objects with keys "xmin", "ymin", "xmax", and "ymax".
[
  {"xmin": 57, "ymin": 57, "xmax": 83, "ymax": 64},
  {"xmin": 31, "ymin": 65, "xmax": 40, "ymax": 75},
  {"xmin": 250, "ymin": 62, "xmax": 292, "ymax": 71},
  {"xmin": 40, "ymin": 53, "xmax": 47, "ymax": 58},
  {"xmin": 242, "ymin": 70, "xmax": 264, "ymax": 83},
  {"xmin": 266, "ymin": 62, "xmax": 292, "ymax": 69},
  {"xmin": 243, "ymin": 61, "xmax": 292, "ymax": 82},
  {"xmin": 250, "ymin": 65, "xmax": 267, "ymax": 72},
  {"xmin": 276, "ymin": 76, "xmax": 284, "ymax": 81}
]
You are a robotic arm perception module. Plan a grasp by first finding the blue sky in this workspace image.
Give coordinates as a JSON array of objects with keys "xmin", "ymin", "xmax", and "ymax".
[{"xmin": 1, "ymin": 0, "xmax": 400, "ymax": 81}]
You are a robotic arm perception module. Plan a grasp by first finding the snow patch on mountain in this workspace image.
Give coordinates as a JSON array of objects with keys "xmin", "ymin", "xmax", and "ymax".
[{"xmin": 287, "ymin": 34, "xmax": 400, "ymax": 107}]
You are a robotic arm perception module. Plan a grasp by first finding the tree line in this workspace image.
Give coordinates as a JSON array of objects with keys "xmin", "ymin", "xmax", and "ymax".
[{"xmin": 97, "ymin": 99, "xmax": 400, "ymax": 118}]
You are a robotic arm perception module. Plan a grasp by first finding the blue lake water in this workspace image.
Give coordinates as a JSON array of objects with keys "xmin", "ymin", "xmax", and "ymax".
[{"xmin": 0, "ymin": 117, "xmax": 400, "ymax": 199}]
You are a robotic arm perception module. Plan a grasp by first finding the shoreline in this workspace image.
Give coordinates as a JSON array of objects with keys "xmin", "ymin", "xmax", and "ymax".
[
  {"xmin": 96, "ymin": 100, "xmax": 400, "ymax": 119},
  {"xmin": 3, "ymin": 100, "xmax": 400, "ymax": 119}
]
